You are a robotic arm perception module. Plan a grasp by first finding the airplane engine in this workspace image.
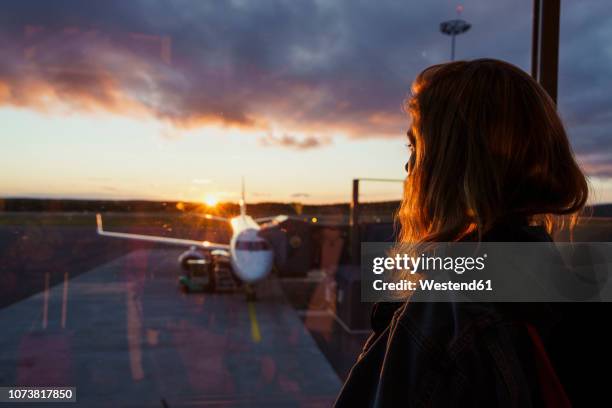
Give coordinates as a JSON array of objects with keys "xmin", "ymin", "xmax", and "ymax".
[{"xmin": 178, "ymin": 246, "xmax": 210, "ymax": 272}]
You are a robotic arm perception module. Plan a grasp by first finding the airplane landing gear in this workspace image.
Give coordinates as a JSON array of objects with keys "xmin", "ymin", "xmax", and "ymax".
[{"xmin": 245, "ymin": 284, "xmax": 257, "ymax": 302}]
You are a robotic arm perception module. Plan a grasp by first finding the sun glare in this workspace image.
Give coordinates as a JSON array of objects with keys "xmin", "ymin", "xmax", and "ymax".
[{"xmin": 203, "ymin": 194, "xmax": 219, "ymax": 207}]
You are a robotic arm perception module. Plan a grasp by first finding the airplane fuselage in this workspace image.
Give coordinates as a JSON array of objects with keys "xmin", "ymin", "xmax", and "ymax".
[{"xmin": 228, "ymin": 214, "xmax": 274, "ymax": 283}]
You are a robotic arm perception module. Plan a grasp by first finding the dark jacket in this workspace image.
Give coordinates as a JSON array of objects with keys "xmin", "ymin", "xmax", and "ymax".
[{"xmin": 334, "ymin": 224, "xmax": 567, "ymax": 407}]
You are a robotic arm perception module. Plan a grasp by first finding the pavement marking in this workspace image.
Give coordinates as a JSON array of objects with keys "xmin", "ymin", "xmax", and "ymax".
[
  {"xmin": 42, "ymin": 272, "xmax": 50, "ymax": 329},
  {"xmin": 61, "ymin": 272, "xmax": 69, "ymax": 328},
  {"xmin": 247, "ymin": 301, "xmax": 262, "ymax": 343},
  {"xmin": 126, "ymin": 283, "xmax": 145, "ymax": 381}
]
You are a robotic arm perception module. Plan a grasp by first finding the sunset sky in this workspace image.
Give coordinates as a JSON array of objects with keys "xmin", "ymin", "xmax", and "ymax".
[{"xmin": 1, "ymin": 0, "xmax": 611, "ymax": 204}]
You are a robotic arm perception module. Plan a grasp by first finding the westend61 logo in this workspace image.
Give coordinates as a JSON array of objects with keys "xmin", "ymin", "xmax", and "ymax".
[{"xmin": 372, "ymin": 253, "xmax": 488, "ymax": 275}]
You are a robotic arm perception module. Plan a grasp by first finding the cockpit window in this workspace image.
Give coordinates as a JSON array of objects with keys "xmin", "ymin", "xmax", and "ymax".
[{"xmin": 235, "ymin": 240, "xmax": 271, "ymax": 251}]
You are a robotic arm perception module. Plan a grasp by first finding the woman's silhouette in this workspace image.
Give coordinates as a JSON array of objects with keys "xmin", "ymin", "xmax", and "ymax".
[{"xmin": 335, "ymin": 59, "xmax": 591, "ymax": 407}]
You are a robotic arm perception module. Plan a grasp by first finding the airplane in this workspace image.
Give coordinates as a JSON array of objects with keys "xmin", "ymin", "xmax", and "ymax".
[{"xmin": 95, "ymin": 181, "xmax": 290, "ymax": 300}]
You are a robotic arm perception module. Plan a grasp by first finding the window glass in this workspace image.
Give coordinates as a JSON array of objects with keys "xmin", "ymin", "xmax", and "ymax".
[
  {"xmin": 0, "ymin": 1, "xmax": 536, "ymax": 405},
  {"xmin": 559, "ymin": 0, "xmax": 612, "ymax": 207}
]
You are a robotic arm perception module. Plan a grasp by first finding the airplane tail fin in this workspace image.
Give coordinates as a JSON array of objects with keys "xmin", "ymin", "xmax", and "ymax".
[{"xmin": 240, "ymin": 177, "xmax": 247, "ymax": 217}]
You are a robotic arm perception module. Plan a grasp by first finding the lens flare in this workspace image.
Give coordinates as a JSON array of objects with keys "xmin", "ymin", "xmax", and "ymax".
[{"xmin": 203, "ymin": 194, "xmax": 219, "ymax": 207}]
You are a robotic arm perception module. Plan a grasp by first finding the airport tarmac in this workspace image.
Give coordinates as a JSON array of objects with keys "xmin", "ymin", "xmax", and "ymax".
[{"xmin": 0, "ymin": 248, "xmax": 342, "ymax": 407}]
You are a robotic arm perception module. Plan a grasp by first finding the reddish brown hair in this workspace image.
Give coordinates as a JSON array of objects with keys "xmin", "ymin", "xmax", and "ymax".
[{"xmin": 398, "ymin": 59, "xmax": 588, "ymax": 243}]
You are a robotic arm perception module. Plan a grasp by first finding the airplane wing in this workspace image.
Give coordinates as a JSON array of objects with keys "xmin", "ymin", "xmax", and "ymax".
[
  {"xmin": 96, "ymin": 214, "xmax": 229, "ymax": 250},
  {"xmin": 200, "ymin": 214, "xmax": 231, "ymax": 222},
  {"xmin": 257, "ymin": 215, "xmax": 290, "ymax": 229},
  {"xmin": 254, "ymin": 215, "xmax": 282, "ymax": 223}
]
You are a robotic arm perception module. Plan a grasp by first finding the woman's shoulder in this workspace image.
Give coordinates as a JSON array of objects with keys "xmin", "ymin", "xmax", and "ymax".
[
  {"xmin": 393, "ymin": 300, "xmax": 558, "ymax": 357},
  {"xmin": 346, "ymin": 301, "xmax": 545, "ymax": 407},
  {"xmin": 395, "ymin": 301, "xmax": 503, "ymax": 347}
]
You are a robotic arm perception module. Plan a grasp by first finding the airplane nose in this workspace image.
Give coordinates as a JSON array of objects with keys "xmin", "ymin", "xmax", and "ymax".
[{"xmin": 233, "ymin": 250, "xmax": 274, "ymax": 283}]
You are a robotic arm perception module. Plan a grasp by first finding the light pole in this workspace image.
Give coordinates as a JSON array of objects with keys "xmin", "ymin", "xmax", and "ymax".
[
  {"xmin": 440, "ymin": 5, "xmax": 471, "ymax": 61},
  {"xmin": 349, "ymin": 178, "xmax": 404, "ymax": 265}
]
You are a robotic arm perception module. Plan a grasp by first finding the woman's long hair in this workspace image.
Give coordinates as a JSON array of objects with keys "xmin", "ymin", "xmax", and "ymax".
[{"xmin": 398, "ymin": 59, "xmax": 588, "ymax": 244}]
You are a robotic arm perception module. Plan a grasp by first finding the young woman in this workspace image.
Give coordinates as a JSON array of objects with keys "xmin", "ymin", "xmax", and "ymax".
[{"xmin": 334, "ymin": 59, "xmax": 590, "ymax": 407}]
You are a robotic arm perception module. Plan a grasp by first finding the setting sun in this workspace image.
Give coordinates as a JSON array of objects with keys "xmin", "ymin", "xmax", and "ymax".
[{"xmin": 203, "ymin": 194, "xmax": 219, "ymax": 207}]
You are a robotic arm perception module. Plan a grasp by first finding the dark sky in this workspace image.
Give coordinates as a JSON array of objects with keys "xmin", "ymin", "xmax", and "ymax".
[{"xmin": 0, "ymin": 0, "xmax": 610, "ymax": 175}]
